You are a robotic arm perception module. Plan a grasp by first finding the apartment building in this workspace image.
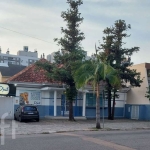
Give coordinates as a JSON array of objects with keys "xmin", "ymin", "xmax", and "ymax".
[{"xmin": 0, "ymin": 46, "xmax": 39, "ymax": 66}]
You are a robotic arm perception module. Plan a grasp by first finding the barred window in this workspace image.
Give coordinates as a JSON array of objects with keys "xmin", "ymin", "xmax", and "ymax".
[
  {"xmin": 31, "ymin": 92, "xmax": 40, "ymax": 100},
  {"xmin": 86, "ymin": 93, "xmax": 104, "ymax": 107}
]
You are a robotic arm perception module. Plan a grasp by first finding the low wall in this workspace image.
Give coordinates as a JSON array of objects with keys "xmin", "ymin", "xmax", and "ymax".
[
  {"xmin": 86, "ymin": 107, "xmax": 124, "ymax": 119},
  {"xmin": 125, "ymin": 104, "xmax": 150, "ymax": 120},
  {"xmin": 14, "ymin": 105, "xmax": 83, "ymax": 118}
]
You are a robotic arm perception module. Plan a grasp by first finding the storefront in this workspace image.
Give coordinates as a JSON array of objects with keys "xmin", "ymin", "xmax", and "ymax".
[{"xmin": 13, "ymin": 84, "xmax": 87, "ymax": 118}]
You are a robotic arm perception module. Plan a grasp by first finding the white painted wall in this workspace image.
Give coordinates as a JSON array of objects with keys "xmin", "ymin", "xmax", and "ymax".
[
  {"xmin": 77, "ymin": 92, "xmax": 83, "ymax": 107},
  {"xmin": 16, "ymin": 87, "xmax": 41, "ymax": 105},
  {"xmin": 57, "ymin": 91, "xmax": 63, "ymax": 106},
  {"xmin": 41, "ymin": 91, "xmax": 50, "ymax": 106},
  {"xmin": 0, "ymin": 97, "xmax": 14, "ymax": 119},
  {"xmin": 112, "ymin": 93, "xmax": 126, "ymax": 108}
]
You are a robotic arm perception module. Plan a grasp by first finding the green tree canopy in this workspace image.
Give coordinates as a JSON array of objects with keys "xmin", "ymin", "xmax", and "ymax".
[
  {"xmin": 97, "ymin": 20, "xmax": 143, "ymax": 119},
  {"xmin": 73, "ymin": 55, "xmax": 120, "ymax": 129},
  {"xmin": 36, "ymin": 0, "xmax": 85, "ymax": 121}
]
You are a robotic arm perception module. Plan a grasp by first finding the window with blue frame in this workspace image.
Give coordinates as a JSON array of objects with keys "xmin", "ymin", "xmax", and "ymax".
[{"xmin": 86, "ymin": 93, "xmax": 104, "ymax": 107}]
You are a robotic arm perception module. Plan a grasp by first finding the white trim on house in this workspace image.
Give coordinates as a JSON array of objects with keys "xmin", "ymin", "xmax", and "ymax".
[{"xmin": 41, "ymin": 87, "xmax": 65, "ymax": 91}]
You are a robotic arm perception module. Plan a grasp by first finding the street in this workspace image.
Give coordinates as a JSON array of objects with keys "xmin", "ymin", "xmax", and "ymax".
[{"xmin": 1, "ymin": 130, "xmax": 150, "ymax": 150}]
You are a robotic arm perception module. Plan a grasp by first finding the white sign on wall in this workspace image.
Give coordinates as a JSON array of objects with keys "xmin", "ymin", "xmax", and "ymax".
[
  {"xmin": 31, "ymin": 91, "xmax": 41, "ymax": 105},
  {"xmin": 19, "ymin": 90, "xmax": 41, "ymax": 105},
  {"xmin": 0, "ymin": 84, "xmax": 9, "ymax": 95}
]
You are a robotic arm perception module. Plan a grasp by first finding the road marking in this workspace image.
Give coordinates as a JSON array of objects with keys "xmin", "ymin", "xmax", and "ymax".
[
  {"xmin": 82, "ymin": 136, "xmax": 136, "ymax": 150},
  {"xmin": 57, "ymin": 133, "xmax": 136, "ymax": 150}
]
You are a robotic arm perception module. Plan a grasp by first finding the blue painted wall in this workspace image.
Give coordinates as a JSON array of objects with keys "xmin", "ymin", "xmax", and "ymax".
[
  {"xmin": 125, "ymin": 104, "xmax": 150, "ymax": 120},
  {"xmin": 86, "ymin": 107, "xmax": 107, "ymax": 118},
  {"xmin": 74, "ymin": 106, "xmax": 82, "ymax": 116},
  {"xmin": 86, "ymin": 107, "xmax": 124, "ymax": 119},
  {"xmin": 57, "ymin": 106, "xmax": 61, "ymax": 116},
  {"xmin": 125, "ymin": 104, "xmax": 131, "ymax": 119},
  {"xmin": 139, "ymin": 105, "xmax": 150, "ymax": 120},
  {"xmin": 14, "ymin": 104, "xmax": 124, "ymax": 118},
  {"xmin": 115, "ymin": 107, "xmax": 124, "ymax": 117},
  {"xmin": 14, "ymin": 105, "xmax": 83, "ymax": 117},
  {"xmin": 49, "ymin": 106, "xmax": 54, "ymax": 116},
  {"xmin": 14, "ymin": 105, "xmax": 46, "ymax": 118}
]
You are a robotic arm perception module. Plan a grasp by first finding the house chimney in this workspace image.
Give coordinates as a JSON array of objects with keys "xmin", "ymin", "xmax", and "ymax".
[
  {"xmin": 23, "ymin": 46, "xmax": 28, "ymax": 52},
  {"xmin": 6, "ymin": 48, "xmax": 9, "ymax": 54}
]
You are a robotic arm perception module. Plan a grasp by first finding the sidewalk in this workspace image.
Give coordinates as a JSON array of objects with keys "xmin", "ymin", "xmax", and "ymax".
[{"xmin": 1, "ymin": 119, "xmax": 150, "ymax": 136}]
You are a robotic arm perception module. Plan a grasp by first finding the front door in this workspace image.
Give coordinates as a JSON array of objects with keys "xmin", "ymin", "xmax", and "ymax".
[
  {"xmin": 131, "ymin": 105, "xmax": 139, "ymax": 120},
  {"xmin": 61, "ymin": 95, "xmax": 69, "ymax": 116}
]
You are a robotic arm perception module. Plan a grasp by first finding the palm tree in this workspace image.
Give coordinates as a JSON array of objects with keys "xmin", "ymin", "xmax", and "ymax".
[{"xmin": 73, "ymin": 56, "xmax": 120, "ymax": 129}]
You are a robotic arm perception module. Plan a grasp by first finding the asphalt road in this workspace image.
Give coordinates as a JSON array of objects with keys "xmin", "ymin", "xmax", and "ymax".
[{"xmin": 0, "ymin": 130, "xmax": 150, "ymax": 150}]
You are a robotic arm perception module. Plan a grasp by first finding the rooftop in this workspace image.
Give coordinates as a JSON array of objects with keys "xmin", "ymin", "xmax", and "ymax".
[
  {"xmin": 0, "ymin": 64, "xmax": 26, "ymax": 77},
  {"xmin": 5, "ymin": 59, "xmax": 55, "ymax": 84}
]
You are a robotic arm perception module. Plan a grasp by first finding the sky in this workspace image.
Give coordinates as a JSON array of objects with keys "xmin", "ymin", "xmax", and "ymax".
[{"xmin": 0, "ymin": 0, "xmax": 149, "ymax": 64}]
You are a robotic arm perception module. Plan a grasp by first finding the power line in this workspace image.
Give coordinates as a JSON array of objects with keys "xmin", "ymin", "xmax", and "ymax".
[{"xmin": 0, "ymin": 26, "xmax": 55, "ymax": 45}]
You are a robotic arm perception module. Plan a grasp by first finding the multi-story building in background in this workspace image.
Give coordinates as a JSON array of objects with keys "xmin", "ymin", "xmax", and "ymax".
[
  {"xmin": 0, "ymin": 46, "xmax": 91, "ymax": 66},
  {"xmin": 0, "ymin": 46, "xmax": 39, "ymax": 66},
  {"xmin": 47, "ymin": 52, "xmax": 55, "ymax": 63},
  {"xmin": 47, "ymin": 50, "xmax": 90, "ymax": 63}
]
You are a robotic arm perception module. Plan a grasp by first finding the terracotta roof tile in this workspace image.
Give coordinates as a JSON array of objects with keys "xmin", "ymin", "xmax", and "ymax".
[{"xmin": 5, "ymin": 59, "xmax": 58, "ymax": 84}]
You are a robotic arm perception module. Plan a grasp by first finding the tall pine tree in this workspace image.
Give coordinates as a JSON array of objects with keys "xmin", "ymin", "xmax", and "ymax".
[
  {"xmin": 97, "ymin": 20, "xmax": 143, "ymax": 120},
  {"xmin": 36, "ymin": 0, "xmax": 85, "ymax": 121}
]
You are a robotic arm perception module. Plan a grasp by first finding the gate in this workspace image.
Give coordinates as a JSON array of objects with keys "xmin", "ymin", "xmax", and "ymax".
[
  {"xmin": 0, "ymin": 97, "xmax": 14, "ymax": 119},
  {"xmin": 131, "ymin": 105, "xmax": 139, "ymax": 120}
]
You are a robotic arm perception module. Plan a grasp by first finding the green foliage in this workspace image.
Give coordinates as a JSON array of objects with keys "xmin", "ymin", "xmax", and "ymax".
[
  {"xmin": 145, "ymin": 86, "xmax": 150, "ymax": 100},
  {"xmin": 54, "ymin": 0, "xmax": 85, "ymax": 52},
  {"xmin": 53, "ymin": 0, "xmax": 85, "ymax": 104},
  {"xmin": 98, "ymin": 20, "xmax": 142, "ymax": 87},
  {"xmin": 66, "ymin": 86, "xmax": 77, "ymax": 101},
  {"xmin": 74, "ymin": 57, "xmax": 120, "ymax": 91},
  {"xmin": 36, "ymin": 0, "xmax": 85, "ymax": 120},
  {"xmin": 97, "ymin": 19, "xmax": 143, "ymax": 119},
  {"xmin": 73, "ymin": 53, "xmax": 120, "ymax": 128}
]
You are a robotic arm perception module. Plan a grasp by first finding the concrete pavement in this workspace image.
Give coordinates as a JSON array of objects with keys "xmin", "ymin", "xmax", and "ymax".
[{"xmin": 1, "ymin": 119, "xmax": 150, "ymax": 136}]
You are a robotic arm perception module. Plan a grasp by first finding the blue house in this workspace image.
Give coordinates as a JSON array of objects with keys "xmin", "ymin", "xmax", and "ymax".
[{"xmin": 5, "ymin": 59, "xmax": 127, "ymax": 119}]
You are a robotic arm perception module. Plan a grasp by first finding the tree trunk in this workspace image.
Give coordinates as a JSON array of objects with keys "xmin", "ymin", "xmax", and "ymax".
[
  {"xmin": 107, "ymin": 83, "xmax": 112, "ymax": 120},
  {"xmin": 111, "ymin": 90, "xmax": 116, "ymax": 120},
  {"xmin": 96, "ymin": 83, "xmax": 101, "ymax": 129},
  {"xmin": 69, "ymin": 100, "xmax": 75, "ymax": 121}
]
